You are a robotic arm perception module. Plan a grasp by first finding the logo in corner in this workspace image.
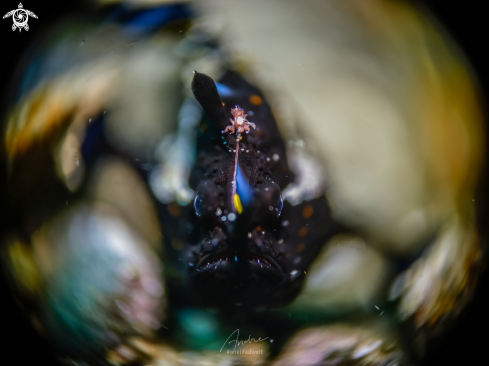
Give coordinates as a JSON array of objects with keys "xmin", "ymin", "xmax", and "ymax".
[{"xmin": 3, "ymin": 3, "xmax": 37, "ymax": 32}]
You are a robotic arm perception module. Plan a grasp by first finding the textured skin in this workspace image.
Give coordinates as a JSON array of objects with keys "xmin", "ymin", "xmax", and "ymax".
[{"xmin": 160, "ymin": 71, "xmax": 340, "ymax": 312}]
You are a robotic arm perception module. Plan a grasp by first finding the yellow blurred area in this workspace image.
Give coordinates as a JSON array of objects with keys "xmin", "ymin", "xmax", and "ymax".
[{"xmin": 4, "ymin": 239, "xmax": 43, "ymax": 297}]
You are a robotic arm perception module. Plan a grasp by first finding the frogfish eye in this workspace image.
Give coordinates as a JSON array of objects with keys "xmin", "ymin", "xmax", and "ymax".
[
  {"xmin": 277, "ymin": 194, "xmax": 284, "ymax": 214},
  {"xmin": 194, "ymin": 194, "xmax": 202, "ymax": 216}
]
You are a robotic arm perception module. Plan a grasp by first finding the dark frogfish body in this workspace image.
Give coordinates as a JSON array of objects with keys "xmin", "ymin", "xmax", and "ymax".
[{"xmin": 161, "ymin": 71, "xmax": 339, "ymax": 312}]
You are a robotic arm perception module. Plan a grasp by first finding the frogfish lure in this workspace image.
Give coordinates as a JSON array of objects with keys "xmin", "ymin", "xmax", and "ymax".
[
  {"xmin": 224, "ymin": 106, "xmax": 256, "ymax": 135},
  {"xmin": 223, "ymin": 105, "xmax": 256, "ymax": 215}
]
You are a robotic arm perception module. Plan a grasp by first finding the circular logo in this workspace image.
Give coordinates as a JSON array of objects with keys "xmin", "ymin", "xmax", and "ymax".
[
  {"xmin": 12, "ymin": 9, "xmax": 28, "ymax": 28},
  {"xmin": 3, "ymin": 4, "xmax": 38, "ymax": 32}
]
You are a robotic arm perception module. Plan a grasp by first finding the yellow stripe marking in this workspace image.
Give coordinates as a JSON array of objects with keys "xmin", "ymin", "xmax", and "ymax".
[{"xmin": 234, "ymin": 194, "xmax": 243, "ymax": 214}]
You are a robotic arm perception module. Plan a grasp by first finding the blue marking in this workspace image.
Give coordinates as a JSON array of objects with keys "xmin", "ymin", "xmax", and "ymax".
[
  {"xmin": 236, "ymin": 162, "xmax": 253, "ymax": 206},
  {"xmin": 106, "ymin": 4, "xmax": 193, "ymax": 36},
  {"xmin": 235, "ymin": 256, "xmax": 238, "ymax": 262},
  {"xmin": 215, "ymin": 83, "xmax": 233, "ymax": 97}
]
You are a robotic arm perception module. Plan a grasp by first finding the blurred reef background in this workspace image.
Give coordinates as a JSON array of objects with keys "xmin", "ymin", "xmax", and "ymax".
[{"xmin": 1, "ymin": 1, "xmax": 489, "ymax": 365}]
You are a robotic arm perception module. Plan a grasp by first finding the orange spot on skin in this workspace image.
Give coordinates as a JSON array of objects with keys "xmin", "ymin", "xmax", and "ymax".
[
  {"xmin": 222, "ymin": 102, "xmax": 225, "ymax": 106},
  {"xmin": 298, "ymin": 226, "xmax": 308, "ymax": 237},
  {"xmin": 168, "ymin": 202, "xmax": 181, "ymax": 217},
  {"xmin": 249, "ymin": 95, "xmax": 262, "ymax": 106},
  {"xmin": 303, "ymin": 205, "xmax": 314, "ymax": 219},
  {"xmin": 171, "ymin": 238, "xmax": 184, "ymax": 250},
  {"xmin": 296, "ymin": 243, "xmax": 305, "ymax": 252}
]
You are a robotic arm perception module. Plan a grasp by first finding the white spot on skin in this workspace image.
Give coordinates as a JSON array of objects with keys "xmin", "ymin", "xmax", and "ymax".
[
  {"xmin": 278, "ymin": 239, "xmax": 284, "ymax": 244},
  {"xmin": 269, "ymin": 206, "xmax": 273, "ymax": 211},
  {"xmin": 273, "ymin": 154, "xmax": 279, "ymax": 161},
  {"xmin": 290, "ymin": 270, "xmax": 300, "ymax": 278},
  {"xmin": 282, "ymin": 220, "xmax": 289, "ymax": 227},
  {"xmin": 237, "ymin": 117, "xmax": 244, "ymax": 125},
  {"xmin": 216, "ymin": 208, "xmax": 222, "ymax": 216},
  {"xmin": 228, "ymin": 213, "xmax": 236, "ymax": 221},
  {"xmin": 248, "ymin": 232, "xmax": 252, "ymax": 238}
]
